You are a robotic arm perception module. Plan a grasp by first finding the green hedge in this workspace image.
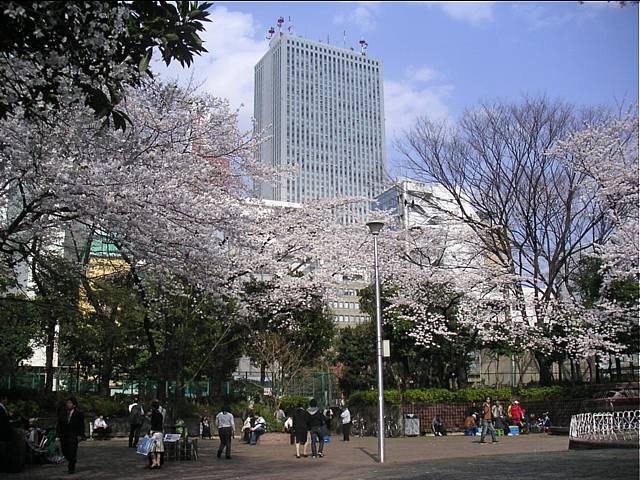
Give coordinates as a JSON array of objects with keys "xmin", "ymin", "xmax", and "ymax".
[
  {"xmin": 348, "ymin": 385, "xmax": 590, "ymax": 406},
  {"xmin": 278, "ymin": 395, "xmax": 309, "ymax": 413}
]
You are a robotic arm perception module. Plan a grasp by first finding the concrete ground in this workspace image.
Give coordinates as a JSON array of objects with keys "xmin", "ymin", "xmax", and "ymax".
[{"xmin": 10, "ymin": 434, "xmax": 639, "ymax": 480}]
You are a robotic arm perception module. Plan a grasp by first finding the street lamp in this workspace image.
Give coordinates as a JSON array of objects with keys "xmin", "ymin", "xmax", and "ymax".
[{"xmin": 366, "ymin": 220, "xmax": 385, "ymax": 463}]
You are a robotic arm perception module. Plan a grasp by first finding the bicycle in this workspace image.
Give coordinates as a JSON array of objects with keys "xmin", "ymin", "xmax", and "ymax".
[
  {"xmin": 351, "ymin": 414, "xmax": 369, "ymax": 438},
  {"xmin": 371, "ymin": 416, "xmax": 402, "ymax": 438}
]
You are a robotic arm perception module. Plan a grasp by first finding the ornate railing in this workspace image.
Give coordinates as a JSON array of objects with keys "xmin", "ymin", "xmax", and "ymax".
[{"xmin": 570, "ymin": 410, "xmax": 640, "ymax": 443}]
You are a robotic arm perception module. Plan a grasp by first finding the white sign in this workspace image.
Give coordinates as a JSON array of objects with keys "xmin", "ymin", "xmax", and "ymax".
[
  {"xmin": 383, "ymin": 340, "xmax": 391, "ymax": 358},
  {"xmin": 263, "ymin": 387, "xmax": 272, "ymax": 396}
]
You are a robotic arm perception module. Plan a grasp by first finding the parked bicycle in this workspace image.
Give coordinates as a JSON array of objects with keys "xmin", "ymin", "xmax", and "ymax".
[
  {"xmin": 351, "ymin": 414, "xmax": 369, "ymax": 437},
  {"xmin": 370, "ymin": 416, "xmax": 402, "ymax": 438}
]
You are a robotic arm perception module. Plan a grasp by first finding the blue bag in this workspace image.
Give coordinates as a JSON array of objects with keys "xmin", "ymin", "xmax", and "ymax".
[{"xmin": 136, "ymin": 436, "xmax": 153, "ymax": 456}]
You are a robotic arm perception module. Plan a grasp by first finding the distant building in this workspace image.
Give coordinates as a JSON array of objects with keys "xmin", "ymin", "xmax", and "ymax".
[{"xmin": 254, "ymin": 30, "xmax": 387, "ymax": 223}]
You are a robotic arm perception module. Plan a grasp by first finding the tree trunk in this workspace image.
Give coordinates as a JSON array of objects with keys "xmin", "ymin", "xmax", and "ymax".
[
  {"xmin": 615, "ymin": 357, "xmax": 622, "ymax": 381},
  {"xmin": 157, "ymin": 379, "xmax": 167, "ymax": 402},
  {"xmin": 98, "ymin": 349, "xmax": 112, "ymax": 396},
  {"xmin": 44, "ymin": 311, "xmax": 56, "ymax": 393},
  {"xmin": 535, "ymin": 352, "xmax": 554, "ymax": 386},
  {"xmin": 558, "ymin": 358, "xmax": 564, "ymax": 383},
  {"xmin": 456, "ymin": 361, "xmax": 469, "ymax": 389}
]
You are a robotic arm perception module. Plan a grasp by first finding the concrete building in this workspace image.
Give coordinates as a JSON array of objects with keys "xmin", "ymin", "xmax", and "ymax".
[{"xmin": 254, "ymin": 30, "xmax": 387, "ymax": 224}]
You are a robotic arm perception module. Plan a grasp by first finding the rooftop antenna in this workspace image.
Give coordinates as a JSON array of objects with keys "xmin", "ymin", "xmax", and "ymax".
[
  {"xmin": 359, "ymin": 36, "xmax": 368, "ymax": 56},
  {"xmin": 287, "ymin": 16, "xmax": 293, "ymax": 34},
  {"xmin": 266, "ymin": 26, "xmax": 275, "ymax": 40},
  {"xmin": 277, "ymin": 16, "xmax": 285, "ymax": 36},
  {"xmin": 343, "ymin": 30, "xmax": 346, "ymax": 48}
]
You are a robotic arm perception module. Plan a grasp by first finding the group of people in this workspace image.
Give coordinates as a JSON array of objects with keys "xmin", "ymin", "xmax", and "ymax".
[
  {"xmin": 127, "ymin": 397, "xmax": 168, "ymax": 469},
  {"xmin": 463, "ymin": 398, "xmax": 526, "ymax": 440},
  {"xmin": 241, "ymin": 407, "xmax": 267, "ymax": 446}
]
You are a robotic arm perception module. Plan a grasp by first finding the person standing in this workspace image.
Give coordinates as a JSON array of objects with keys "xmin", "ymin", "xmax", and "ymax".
[
  {"xmin": 128, "ymin": 397, "xmax": 144, "ymax": 448},
  {"xmin": 323, "ymin": 406, "xmax": 334, "ymax": 434},
  {"xmin": 307, "ymin": 399, "xmax": 326, "ymax": 458},
  {"xmin": 200, "ymin": 416, "xmax": 212, "ymax": 439},
  {"xmin": 479, "ymin": 397, "xmax": 498, "ymax": 444},
  {"xmin": 148, "ymin": 401, "xmax": 164, "ymax": 469},
  {"xmin": 293, "ymin": 402, "xmax": 309, "ymax": 459},
  {"xmin": 511, "ymin": 400, "xmax": 524, "ymax": 427},
  {"xmin": 215, "ymin": 406, "xmax": 235, "ymax": 459},
  {"xmin": 340, "ymin": 406, "xmax": 351, "ymax": 441},
  {"xmin": 283, "ymin": 415, "xmax": 295, "ymax": 445},
  {"xmin": 492, "ymin": 400, "xmax": 507, "ymax": 434},
  {"xmin": 55, "ymin": 397, "xmax": 85, "ymax": 474}
]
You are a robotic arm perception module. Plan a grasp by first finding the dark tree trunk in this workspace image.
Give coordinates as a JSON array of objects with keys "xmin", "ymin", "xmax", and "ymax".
[
  {"xmin": 558, "ymin": 359, "xmax": 564, "ymax": 383},
  {"xmin": 44, "ymin": 311, "xmax": 56, "ymax": 393},
  {"xmin": 615, "ymin": 357, "xmax": 622, "ymax": 381},
  {"xmin": 98, "ymin": 349, "xmax": 112, "ymax": 396},
  {"xmin": 456, "ymin": 361, "xmax": 469, "ymax": 389},
  {"xmin": 157, "ymin": 379, "xmax": 167, "ymax": 401},
  {"xmin": 535, "ymin": 352, "xmax": 554, "ymax": 386}
]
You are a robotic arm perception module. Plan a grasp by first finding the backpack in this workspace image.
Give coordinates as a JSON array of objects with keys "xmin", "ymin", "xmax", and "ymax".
[{"xmin": 129, "ymin": 404, "xmax": 143, "ymax": 425}]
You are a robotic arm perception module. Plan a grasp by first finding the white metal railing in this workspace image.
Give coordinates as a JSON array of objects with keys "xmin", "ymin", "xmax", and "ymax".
[{"xmin": 570, "ymin": 410, "xmax": 640, "ymax": 443}]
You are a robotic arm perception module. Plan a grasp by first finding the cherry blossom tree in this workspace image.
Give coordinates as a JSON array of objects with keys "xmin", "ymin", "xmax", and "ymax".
[
  {"xmin": 394, "ymin": 96, "xmax": 633, "ymax": 384},
  {"xmin": 1, "ymin": 78, "xmax": 375, "ymax": 390}
]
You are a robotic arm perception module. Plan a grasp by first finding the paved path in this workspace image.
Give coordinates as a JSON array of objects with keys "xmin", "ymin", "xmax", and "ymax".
[{"xmin": 10, "ymin": 434, "xmax": 639, "ymax": 480}]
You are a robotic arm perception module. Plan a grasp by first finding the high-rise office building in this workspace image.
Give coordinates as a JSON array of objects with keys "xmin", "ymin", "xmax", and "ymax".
[{"xmin": 254, "ymin": 31, "xmax": 387, "ymax": 222}]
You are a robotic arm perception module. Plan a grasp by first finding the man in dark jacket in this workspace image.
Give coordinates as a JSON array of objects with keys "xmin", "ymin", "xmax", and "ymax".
[
  {"xmin": 56, "ymin": 397, "xmax": 85, "ymax": 474},
  {"xmin": 307, "ymin": 399, "xmax": 326, "ymax": 458},
  {"xmin": 128, "ymin": 397, "xmax": 144, "ymax": 448}
]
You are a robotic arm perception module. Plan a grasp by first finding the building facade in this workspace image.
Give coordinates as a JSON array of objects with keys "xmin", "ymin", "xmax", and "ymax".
[{"xmin": 254, "ymin": 32, "xmax": 387, "ymax": 223}]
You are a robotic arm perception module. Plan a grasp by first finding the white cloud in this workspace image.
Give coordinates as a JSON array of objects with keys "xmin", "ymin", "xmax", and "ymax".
[
  {"xmin": 405, "ymin": 65, "xmax": 441, "ymax": 83},
  {"xmin": 384, "ymin": 66, "xmax": 452, "ymax": 143},
  {"xmin": 439, "ymin": 2, "xmax": 495, "ymax": 26},
  {"xmin": 333, "ymin": 3, "xmax": 381, "ymax": 32},
  {"xmin": 155, "ymin": 6, "xmax": 266, "ymax": 131},
  {"xmin": 511, "ymin": 3, "xmax": 605, "ymax": 30}
]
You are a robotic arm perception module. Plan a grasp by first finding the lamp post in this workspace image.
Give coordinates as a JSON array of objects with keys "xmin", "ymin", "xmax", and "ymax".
[{"xmin": 366, "ymin": 220, "xmax": 385, "ymax": 463}]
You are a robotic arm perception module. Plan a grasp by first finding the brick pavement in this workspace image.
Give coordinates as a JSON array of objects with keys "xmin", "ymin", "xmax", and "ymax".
[{"xmin": 8, "ymin": 434, "xmax": 639, "ymax": 480}]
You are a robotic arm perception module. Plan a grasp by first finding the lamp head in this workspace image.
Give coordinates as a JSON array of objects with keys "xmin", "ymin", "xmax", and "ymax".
[{"xmin": 366, "ymin": 221, "xmax": 385, "ymax": 235}]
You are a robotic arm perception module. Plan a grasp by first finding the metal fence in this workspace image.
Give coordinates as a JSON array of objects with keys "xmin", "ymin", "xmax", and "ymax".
[{"xmin": 569, "ymin": 410, "xmax": 640, "ymax": 444}]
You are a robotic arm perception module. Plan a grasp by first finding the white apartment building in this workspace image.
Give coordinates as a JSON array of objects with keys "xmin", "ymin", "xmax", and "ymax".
[
  {"xmin": 376, "ymin": 179, "xmax": 480, "ymax": 271},
  {"xmin": 254, "ymin": 31, "xmax": 387, "ymax": 223}
]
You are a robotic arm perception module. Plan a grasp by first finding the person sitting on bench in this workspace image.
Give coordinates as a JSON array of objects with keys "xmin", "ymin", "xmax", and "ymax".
[
  {"xmin": 93, "ymin": 416, "xmax": 110, "ymax": 440},
  {"xmin": 249, "ymin": 415, "xmax": 267, "ymax": 445}
]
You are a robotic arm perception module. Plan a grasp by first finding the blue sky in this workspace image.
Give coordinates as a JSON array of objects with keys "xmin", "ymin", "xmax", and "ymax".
[{"xmin": 158, "ymin": 1, "xmax": 638, "ymax": 174}]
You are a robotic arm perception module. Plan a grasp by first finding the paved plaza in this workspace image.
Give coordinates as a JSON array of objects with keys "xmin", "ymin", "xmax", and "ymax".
[{"xmin": 10, "ymin": 434, "xmax": 639, "ymax": 480}]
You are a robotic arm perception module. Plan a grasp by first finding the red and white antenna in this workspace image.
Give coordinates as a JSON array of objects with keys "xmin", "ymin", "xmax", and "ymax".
[
  {"xmin": 266, "ymin": 26, "xmax": 275, "ymax": 40},
  {"xmin": 359, "ymin": 37, "xmax": 368, "ymax": 55}
]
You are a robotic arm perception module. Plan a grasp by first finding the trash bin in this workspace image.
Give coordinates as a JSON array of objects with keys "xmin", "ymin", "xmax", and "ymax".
[{"xmin": 404, "ymin": 414, "xmax": 419, "ymax": 437}]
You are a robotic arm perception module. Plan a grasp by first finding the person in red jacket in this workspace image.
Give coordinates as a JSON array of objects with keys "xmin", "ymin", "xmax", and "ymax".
[{"xmin": 510, "ymin": 400, "xmax": 524, "ymax": 426}]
